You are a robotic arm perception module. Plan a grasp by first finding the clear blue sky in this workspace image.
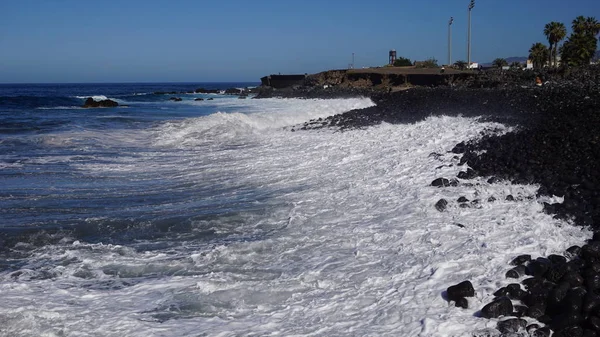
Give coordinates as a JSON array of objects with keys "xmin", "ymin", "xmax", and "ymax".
[{"xmin": 1, "ymin": 0, "xmax": 598, "ymax": 83}]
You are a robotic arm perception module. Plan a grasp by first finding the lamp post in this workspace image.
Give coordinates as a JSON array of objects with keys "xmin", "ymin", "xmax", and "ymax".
[
  {"xmin": 467, "ymin": 0, "xmax": 475, "ymax": 68},
  {"xmin": 448, "ymin": 17, "xmax": 454, "ymax": 66}
]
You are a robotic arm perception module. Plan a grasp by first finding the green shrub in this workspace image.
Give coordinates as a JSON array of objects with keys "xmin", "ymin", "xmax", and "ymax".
[{"xmin": 393, "ymin": 57, "xmax": 413, "ymax": 67}]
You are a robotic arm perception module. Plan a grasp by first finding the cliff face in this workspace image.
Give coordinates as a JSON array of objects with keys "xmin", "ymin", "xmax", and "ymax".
[{"xmin": 304, "ymin": 69, "xmax": 478, "ymax": 89}]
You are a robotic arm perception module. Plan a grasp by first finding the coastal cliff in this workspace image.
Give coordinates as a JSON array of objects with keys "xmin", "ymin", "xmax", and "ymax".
[{"xmin": 255, "ymin": 66, "xmax": 552, "ymax": 99}]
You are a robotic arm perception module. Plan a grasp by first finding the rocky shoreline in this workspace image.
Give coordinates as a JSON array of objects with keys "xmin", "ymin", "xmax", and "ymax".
[{"xmin": 290, "ymin": 66, "xmax": 600, "ymax": 336}]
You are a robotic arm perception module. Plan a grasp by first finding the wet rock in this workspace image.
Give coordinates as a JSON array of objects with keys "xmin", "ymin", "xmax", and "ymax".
[
  {"xmin": 527, "ymin": 305, "xmax": 546, "ymax": 319},
  {"xmin": 510, "ymin": 255, "xmax": 531, "ymax": 266},
  {"xmin": 563, "ymin": 272, "xmax": 586, "ymax": 287},
  {"xmin": 550, "ymin": 312, "xmax": 584, "ymax": 332},
  {"xmin": 506, "ymin": 265, "xmax": 527, "ymax": 279},
  {"xmin": 497, "ymin": 318, "xmax": 527, "ymax": 333},
  {"xmin": 82, "ymin": 97, "xmax": 118, "ymax": 108},
  {"xmin": 431, "ymin": 178, "xmax": 450, "ymax": 187},
  {"xmin": 447, "ymin": 280, "xmax": 475, "ymax": 301},
  {"xmin": 527, "ymin": 259, "xmax": 550, "ymax": 278},
  {"xmin": 435, "ymin": 199, "xmax": 448, "ymax": 212},
  {"xmin": 455, "ymin": 297, "xmax": 468, "ymax": 309},
  {"xmin": 505, "ymin": 194, "xmax": 515, "ymax": 201},
  {"xmin": 457, "ymin": 168, "xmax": 477, "ymax": 179},
  {"xmin": 583, "ymin": 242, "xmax": 600, "ymax": 260},
  {"xmin": 481, "ymin": 297, "xmax": 513, "ymax": 318},
  {"xmin": 194, "ymin": 98, "xmax": 204, "ymax": 101},
  {"xmin": 549, "ymin": 254, "xmax": 568, "ymax": 265},
  {"xmin": 513, "ymin": 304, "xmax": 528, "ymax": 317},
  {"xmin": 583, "ymin": 293, "xmax": 600, "ymax": 313},
  {"xmin": 530, "ymin": 327, "xmax": 551, "ymax": 337},
  {"xmin": 588, "ymin": 316, "xmax": 600, "ymax": 332},
  {"xmin": 457, "ymin": 196, "xmax": 469, "ymax": 203},
  {"xmin": 168, "ymin": 97, "xmax": 182, "ymax": 101}
]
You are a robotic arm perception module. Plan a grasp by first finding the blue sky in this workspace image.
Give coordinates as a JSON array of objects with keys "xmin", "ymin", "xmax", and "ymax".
[{"xmin": 1, "ymin": 0, "xmax": 598, "ymax": 83}]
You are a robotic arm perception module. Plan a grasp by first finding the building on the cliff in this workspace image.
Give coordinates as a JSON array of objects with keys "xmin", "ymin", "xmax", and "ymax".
[{"xmin": 389, "ymin": 50, "xmax": 397, "ymax": 65}]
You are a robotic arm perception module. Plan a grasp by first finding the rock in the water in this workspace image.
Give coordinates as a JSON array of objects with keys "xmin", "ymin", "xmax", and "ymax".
[
  {"xmin": 506, "ymin": 265, "xmax": 527, "ymax": 279},
  {"xmin": 169, "ymin": 97, "xmax": 182, "ymax": 102},
  {"xmin": 510, "ymin": 255, "xmax": 531, "ymax": 266},
  {"xmin": 497, "ymin": 318, "xmax": 527, "ymax": 333},
  {"xmin": 481, "ymin": 297, "xmax": 513, "ymax": 318},
  {"xmin": 435, "ymin": 199, "xmax": 448, "ymax": 212},
  {"xmin": 194, "ymin": 98, "xmax": 204, "ymax": 101},
  {"xmin": 447, "ymin": 280, "xmax": 475, "ymax": 301},
  {"xmin": 455, "ymin": 297, "xmax": 468, "ymax": 309},
  {"xmin": 82, "ymin": 97, "xmax": 118, "ymax": 108},
  {"xmin": 530, "ymin": 327, "xmax": 551, "ymax": 337},
  {"xmin": 431, "ymin": 178, "xmax": 450, "ymax": 187}
]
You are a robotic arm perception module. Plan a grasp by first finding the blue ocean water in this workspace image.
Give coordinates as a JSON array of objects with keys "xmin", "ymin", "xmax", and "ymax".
[{"xmin": 0, "ymin": 83, "xmax": 259, "ymax": 251}]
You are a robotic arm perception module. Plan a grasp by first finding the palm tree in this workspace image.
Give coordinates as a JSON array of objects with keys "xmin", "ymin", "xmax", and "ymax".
[
  {"xmin": 529, "ymin": 42, "xmax": 549, "ymax": 69},
  {"xmin": 544, "ymin": 21, "xmax": 567, "ymax": 67},
  {"xmin": 572, "ymin": 16, "xmax": 587, "ymax": 34},
  {"xmin": 492, "ymin": 58, "xmax": 508, "ymax": 68},
  {"xmin": 585, "ymin": 16, "xmax": 600, "ymax": 36},
  {"xmin": 561, "ymin": 16, "xmax": 600, "ymax": 66},
  {"xmin": 453, "ymin": 60, "xmax": 468, "ymax": 70}
]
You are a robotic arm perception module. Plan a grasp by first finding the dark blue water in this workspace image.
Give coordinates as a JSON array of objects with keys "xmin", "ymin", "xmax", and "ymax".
[{"xmin": 0, "ymin": 82, "xmax": 259, "ymax": 255}]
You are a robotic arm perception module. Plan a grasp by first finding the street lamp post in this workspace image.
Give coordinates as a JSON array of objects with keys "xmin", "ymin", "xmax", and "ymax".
[
  {"xmin": 448, "ymin": 17, "xmax": 453, "ymax": 66},
  {"xmin": 467, "ymin": 0, "xmax": 475, "ymax": 68}
]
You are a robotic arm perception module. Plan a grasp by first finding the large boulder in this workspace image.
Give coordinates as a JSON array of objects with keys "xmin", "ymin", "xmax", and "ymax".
[{"xmin": 82, "ymin": 97, "xmax": 118, "ymax": 108}]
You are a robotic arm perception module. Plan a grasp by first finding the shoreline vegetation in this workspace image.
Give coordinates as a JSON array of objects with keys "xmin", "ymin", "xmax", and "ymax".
[{"xmin": 256, "ymin": 64, "xmax": 600, "ymax": 336}]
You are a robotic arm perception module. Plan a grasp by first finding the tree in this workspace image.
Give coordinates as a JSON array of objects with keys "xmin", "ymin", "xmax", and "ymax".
[
  {"xmin": 454, "ymin": 60, "xmax": 467, "ymax": 70},
  {"xmin": 529, "ymin": 42, "xmax": 549, "ymax": 69},
  {"xmin": 510, "ymin": 61, "xmax": 522, "ymax": 69},
  {"xmin": 561, "ymin": 16, "xmax": 600, "ymax": 66},
  {"xmin": 415, "ymin": 58, "xmax": 438, "ymax": 68},
  {"xmin": 393, "ymin": 57, "xmax": 413, "ymax": 67},
  {"xmin": 492, "ymin": 58, "xmax": 508, "ymax": 68},
  {"xmin": 543, "ymin": 21, "xmax": 567, "ymax": 67}
]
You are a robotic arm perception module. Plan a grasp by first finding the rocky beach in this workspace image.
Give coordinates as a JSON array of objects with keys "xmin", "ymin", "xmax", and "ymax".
[{"xmin": 260, "ymin": 65, "xmax": 600, "ymax": 336}]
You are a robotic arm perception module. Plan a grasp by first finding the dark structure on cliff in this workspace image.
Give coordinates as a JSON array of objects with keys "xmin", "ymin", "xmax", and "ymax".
[{"xmin": 260, "ymin": 74, "xmax": 306, "ymax": 88}]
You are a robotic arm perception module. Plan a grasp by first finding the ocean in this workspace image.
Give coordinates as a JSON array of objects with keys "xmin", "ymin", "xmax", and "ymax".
[{"xmin": 0, "ymin": 83, "xmax": 590, "ymax": 336}]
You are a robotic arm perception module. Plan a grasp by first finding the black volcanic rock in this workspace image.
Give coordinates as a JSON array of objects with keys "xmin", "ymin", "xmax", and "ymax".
[
  {"xmin": 431, "ymin": 178, "xmax": 450, "ymax": 187},
  {"xmin": 195, "ymin": 88, "xmax": 219, "ymax": 94},
  {"xmin": 447, "ymin": 281, "xmax": 475, "ymax": 302},
  {"xmin": 82, "ymin": 97, "xmax": 118, "ymax": 108},
  {"xmin": 481, "ymin": 297, "xmax": 513, "ymax": 318},
  {"xmin": 435, "ymin": 199, "xmax": 448, "ymax": 212}
]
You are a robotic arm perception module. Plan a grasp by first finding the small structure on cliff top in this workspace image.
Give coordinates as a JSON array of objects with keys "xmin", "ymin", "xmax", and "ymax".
[{"xmin": 389, "ymin": 50, "xmax": 397, "ymax": 65}]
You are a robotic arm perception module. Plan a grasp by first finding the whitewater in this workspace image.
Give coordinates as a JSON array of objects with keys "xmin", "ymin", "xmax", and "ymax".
[{"xmin": 0, "ymin": 94, "xmax": 590, "ymax": 337}]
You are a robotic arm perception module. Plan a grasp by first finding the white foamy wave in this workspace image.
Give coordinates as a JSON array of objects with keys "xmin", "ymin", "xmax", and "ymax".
[
  {"xmin": 153, "ymin": 97, "xmax": 374, "ymax": 147},
  {"xmin": 36, "ymin": 106, "xmax": 84, "ymax": 110},
  {"xmin": 75, "ymin": 95, "xmax": 109, "ymax": 101},
  {"xmin": 0, "ymin": 112, "xmax": 591, "ymax": 336}
]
